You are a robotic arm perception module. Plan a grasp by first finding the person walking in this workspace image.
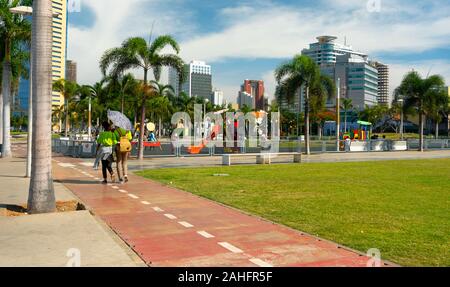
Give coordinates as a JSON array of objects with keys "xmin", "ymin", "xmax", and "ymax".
[
  {"xmin": 96, "ymin": 122, "xmax": 117, "ymax": 184},
  {"xmin": 114, "ymin": 126, "xmax": 132, "ymax": 184}
]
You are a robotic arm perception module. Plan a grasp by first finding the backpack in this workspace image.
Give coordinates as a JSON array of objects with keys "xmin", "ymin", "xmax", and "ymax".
[{"xmin": 118, "ymin": 129, "xmax": 131, "ymax": 152}]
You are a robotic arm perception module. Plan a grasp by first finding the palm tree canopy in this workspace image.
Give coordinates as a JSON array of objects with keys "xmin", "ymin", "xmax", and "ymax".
[
  {"xmin": 52, "ymin": 79, "xmax": 80, "ymax": 103},
  {"xmin": 100, "ymin": 35, "xmax": 184, "ymax": 83},
  {"xmin": 275, "ymin": 55, "xmax": 320, "ymax": 91},
  {"xmin": 395, "ymin": 71, "xmax": 446, "ymax": 114},
  {"xmin": 0, "ymin": 0, "xmax": 32, "ymax": 60}
]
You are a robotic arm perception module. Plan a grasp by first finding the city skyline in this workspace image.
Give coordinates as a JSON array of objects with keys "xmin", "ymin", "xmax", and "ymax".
[{"xmin": 67, "ymin": 0, "xmax": 450, "ymax": 104}]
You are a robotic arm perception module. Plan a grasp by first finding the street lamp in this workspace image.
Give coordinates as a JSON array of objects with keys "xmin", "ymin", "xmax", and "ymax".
[
  {"xmin": 10, "ymin": 6, "xmax": 61, "ymax": 177},
  {"xmin": 398, "ymin": 99, "xmax": 404, "ymax": 140}
]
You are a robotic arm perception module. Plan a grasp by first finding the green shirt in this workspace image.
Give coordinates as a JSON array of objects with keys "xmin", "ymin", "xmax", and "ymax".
[
  {"xmin": 97, "ymin": 131, "xmax": 117, "ymax": 147},
  {"xmin": 114, "ymin": 128, "xmax": 132, "ymax": 142}
]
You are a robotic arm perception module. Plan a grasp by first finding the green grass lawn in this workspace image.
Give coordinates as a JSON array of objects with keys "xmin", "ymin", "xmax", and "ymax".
[{"xmin": 137, "ymin": 159, "xmax": 450, "ymax": 266}]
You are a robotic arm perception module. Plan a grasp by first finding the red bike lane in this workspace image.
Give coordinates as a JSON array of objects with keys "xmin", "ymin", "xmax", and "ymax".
[{"xmin": 52, "ymin": 156, "xmax": 393, "ymax": 267}]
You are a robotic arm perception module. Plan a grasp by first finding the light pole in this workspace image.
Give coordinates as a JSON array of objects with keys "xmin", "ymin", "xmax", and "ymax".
[
  {"xmin": 399, "ymin": 99, "xmax": 404, "ymax": 140},
  {"xmin": 10, "ymin": 6, "xmax": 60, "ymax": 177},
  {"xmin": 336, "ymin": 78, "xmax": 340, "ymax": 151}
]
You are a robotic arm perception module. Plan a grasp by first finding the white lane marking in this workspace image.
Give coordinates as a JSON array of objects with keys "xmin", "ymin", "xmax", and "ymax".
[
  {"xmin": 95, "ymin": 178, "xmax": 101, "ymax": 180},
  {"xmin": 249, "ymin": 258, "xmax": 273, "ymax": 267},
  {"xmin": 111, "ymin": 186, "xmax": 119, "ymax": 189},
  {"xmin": 141, "ymin": 201, "xmax": 151, "ymax": 205},
  {"xmin": 152, "ymin": 207, "xmax": 164, "ymax": 212},
  {"xmin": 58, "ymin": 163, "xmax": 75, "ymax": 168},
  {"xmin": 197, "ymin": 231, "xmax": 215, "ymax": 238},
  {"xmin": 119, "ymin": 189, "xmax": 127, "ymax": 193},
  {"xmin": 127, "ymin": 194, "xmax": 139, "ymax": 199},
  {"xmin": 164, "ymin": 214, "xmax": 177, "ymax": 220},
  {"xmin": 178, "ymin": 221, "xmax": 194, "ymax": 228},
  {"xmin": 218, "ymin": 242, "xmax": 243, "ymax": 253}
]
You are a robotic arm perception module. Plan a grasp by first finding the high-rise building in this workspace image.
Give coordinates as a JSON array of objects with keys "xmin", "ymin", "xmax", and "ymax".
[
  {"xmin": 211, "ymin": 89, "xmax": 224, "ymax": 106},
  {"xmin": 239, "ymin": 80, "xmax": 265, "ymax": 110},
  {"xmin": 237, "ymin": 91, "xmax": 254, "ymax": 109},
  {"xmin": 370, "ymin": 61, "xmax": 390, "ymax": 106},
  {"xmin": 65, "ymin": 60, "xmax": 77, "ymax": 83},
  {"xmin": 169, "ymin": 60, "xmax": 212, "ymax": 99},
  {"xmin": 51, "ymin": 0, "xmax": 68, "ymax": 107},
  {"xmin": 301, "ymin": 36, "xmax": 368, "ymax": 65},
  {"xmin": 301, "ymin": 36, "xmax": 379, "ymax": 110},
  {"xmin": 16, "ymin": 1, "xmax": 67, "ymax": 116}
]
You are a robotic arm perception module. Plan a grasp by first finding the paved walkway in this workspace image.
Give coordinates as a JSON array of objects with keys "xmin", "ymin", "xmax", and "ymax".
[
  {"xmin": 0, "ymin": 144, "xmax": 145, "ymax": 267},
  {"xmin": 53, "ymin": 156, "xmax": 394, "ymax": 267}
]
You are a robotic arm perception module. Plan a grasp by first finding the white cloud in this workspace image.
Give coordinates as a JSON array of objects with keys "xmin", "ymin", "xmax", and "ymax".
[{"xmin": 68, "ymin": 0, "xmax": 450, "ymax": 100}]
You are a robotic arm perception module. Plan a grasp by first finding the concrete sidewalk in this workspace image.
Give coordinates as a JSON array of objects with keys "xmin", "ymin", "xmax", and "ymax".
[{"xmin": 0, "ymin": 153, "xmax": 145, "ymax": 267}]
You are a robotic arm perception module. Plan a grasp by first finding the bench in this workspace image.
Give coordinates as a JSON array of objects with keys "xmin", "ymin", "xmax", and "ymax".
[{"xmin": 222, "ymin": 153, "xmax": 301, "ymax": 166}]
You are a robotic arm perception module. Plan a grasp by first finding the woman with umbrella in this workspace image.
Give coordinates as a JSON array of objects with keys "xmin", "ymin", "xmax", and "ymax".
[
  {"xmin": 108, "ymin": 110, "xmax": 133, "ymax": 184},
  {"xmin": 96, "ymin": 121, "xmax": 117, "ymax": 184}
]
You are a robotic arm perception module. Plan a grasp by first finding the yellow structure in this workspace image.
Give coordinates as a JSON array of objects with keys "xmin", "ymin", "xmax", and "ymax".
[{"xmin": 51, "ymin": 0, "xmax": 67, "ymax": 107}]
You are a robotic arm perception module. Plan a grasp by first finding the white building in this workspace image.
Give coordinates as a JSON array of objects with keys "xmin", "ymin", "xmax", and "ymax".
[
  {"xmin": 211, "ymin": 89, "xmax": 224, "ymax": 106},
  {"xmin": 169, "ymin": 60, "xmax": 212, "ymax": 99}
]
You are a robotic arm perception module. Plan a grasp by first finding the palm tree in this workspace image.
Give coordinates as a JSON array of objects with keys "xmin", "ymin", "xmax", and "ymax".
[
  {"xmin": 149, "ymin": 81, "xmax": 174, "ymax": 137},
  {"xmin": 52, "ymin": 79, "xmax": 80, "ymax": 137},
  {"xmin": 100, "ymin": 36, "xmax": 185, "ymax": 160},
  {"xmin": 27, "ymin": 0, "xmax": 56, "ymax": 214},
  {"xmin": 395, "ymin": 71, "xmax": 446, "ymax": 151},
  {"xmin": 0, "ymin": 0, "xmax": 32, "ymax": 157},
  {"xmin": 423, "ymin": 86, "xmax": 448, "ymax": 139},
  {"xmin": 275, "ymin": 55, "xmax": 328, "ymax": 155},
  {"xmin": 340, "ymin": 98, "xmax": 353, "ymax": 133}
]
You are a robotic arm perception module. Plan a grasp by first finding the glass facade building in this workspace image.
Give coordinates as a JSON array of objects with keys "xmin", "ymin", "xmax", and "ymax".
[
  {"xmin": 169, "ymin": 60, "xmax": 212, "ymax": 99},
  {"xmin": 300, "ymin": 36, "xmax": 379, "ymax": 111},
  {"xmin": 16, "ymin": 0, "xmax": 67, "ymax": 117}
]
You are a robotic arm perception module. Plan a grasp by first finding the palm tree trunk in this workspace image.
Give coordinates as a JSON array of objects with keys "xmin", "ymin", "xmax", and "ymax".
[
  {"xmin": 0, "ymin": 85, "xmax": 3, "ymax": 147},
  {"xmin": 121, "ymin": 93, "xmax": 124, "ymax": 114},
  {"xmin": 159, "ymin": 117, "xmax": 162, "ymax": 138},
  {"xmin": 305, "ymin": 85, "xmax": 310, "ymax": 155},
  {"xmin": 2, "ymin": 59, "xmax": 12, "ymax": 158},
  {"xmin": 435, "ymin": 121, "xmax": 439, "ymax": 139},
  {"xmin": 27, "ymin": 0, "xmax": 56, "ymax": 214},
  {"xmin": 64, "ymin": 101, "xmax": 69, "ymax": 137},
  {"xmin": 138, "ymin": 69, "xmax": 148, "ymax": 160},
  {"xmin": 419, "ymin": 112, "xmax": 424, "ymax": 152},
  {"xmin": 344, "ymin": 111, "xmax": 347, "ymax": 133}
]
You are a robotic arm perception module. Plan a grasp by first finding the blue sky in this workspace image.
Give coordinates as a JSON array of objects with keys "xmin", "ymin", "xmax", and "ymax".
[{"xmin": 68, "ymin": 0, "xmax": 450, "ymax": 103}]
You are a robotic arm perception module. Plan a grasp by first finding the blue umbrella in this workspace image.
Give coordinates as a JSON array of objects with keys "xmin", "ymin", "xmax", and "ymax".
[{"xmin": 107, "ymin": 110, "xmax": 132, "ymax": 131}]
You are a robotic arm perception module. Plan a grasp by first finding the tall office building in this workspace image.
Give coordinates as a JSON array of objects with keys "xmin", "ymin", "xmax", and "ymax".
[
  {"xmin": 301, "ymin": 36, "xmax": 368, "ymax": 65},
  {"xmin": 300, "ymin": 36, "xmax": 379, "ymax": 110},
  {"xmin": 51, "ymin": 0, "xmax": 68, "ymax": 107},
  {"xmin": 169, "ymin": 60, "xmax": 212, "ymax": 99},
  {"xmin": 16, "ymin": 1, "xmax": 67, "ymax": 116},
  {"xmin": 237, "ymin": 91, "xmax": 254, "ymax": 109},
  {"xmin": 238, "ymin": 80, "xmax": 265, "ymax": 110},
  {"xmin": 65, "ymin": 60, "xmax": 77, "ymax": 83},
  {"xmin": 370, "ymin": 61, "xmax": 390, "ymax": 106}
]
